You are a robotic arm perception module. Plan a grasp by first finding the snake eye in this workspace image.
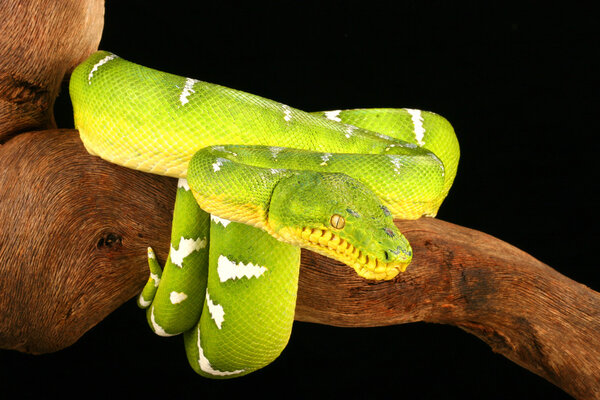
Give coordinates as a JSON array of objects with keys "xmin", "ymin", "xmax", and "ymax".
[{"xmin": 330, "ymin": 214, "xmax": 345, "ymax": 229}]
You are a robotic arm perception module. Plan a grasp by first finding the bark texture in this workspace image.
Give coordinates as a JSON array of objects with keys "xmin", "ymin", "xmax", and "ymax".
[
  {"xmin": 1, "ymin": 130, "xmax": 599, "ymax": 398},
  {"xmin": 0, "ymin": 0, "xmax": 103, "ymax": 141}
]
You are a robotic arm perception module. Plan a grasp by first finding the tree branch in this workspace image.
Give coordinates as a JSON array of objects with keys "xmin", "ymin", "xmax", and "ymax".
[
  {"xmin": 0, "ymin": 0, "xmax": 103, "ymax": 141},
  {"xmin": 297, "ymin": 214, "xmax": 600, "ymax": 398},
  {"xmin": 0, "ymin": 130, "xmax": 598, "ymax": 398}
]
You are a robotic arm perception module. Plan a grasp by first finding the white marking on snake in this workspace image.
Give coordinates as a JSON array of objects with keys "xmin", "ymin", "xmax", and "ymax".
[
  {"xmin": 324, "ymin": 110, "xmax": 342, "ymax": 122},
  {"xmin": 270, "ymin": 168, "xmax": 283, "ymax": 174},
  {"xmin": 211, "ymin": 215, "xmax": 231, "ymax": 227},
  {"xmin": 212, "ymin": 159, "xmax": 224, "ymax": 172},
  {"xmin": 428, "ymin": 153, "xmax": 445, "ymax": 176},
  {"xmin": 386, "ymin": 142, "xmax": 417, "ymax": 152},
  {"xmin": 87, "ymin": 54, "xmax": 117, "ymax": 84},
  {"xmin": 196, "ymin": 326, "xmax": 245, "ymax": 376},
  {"xmin": 150, "ymin": 306, "xmax": 176, "ymax": 337},
  {"xmin": 147, "ymin": 247, "xmax": 156, "ymax": 259},
  {"xmin": 170, "ymin": 236, "xmax": 207, "ymax": 267},
  {"xmin": 212, "ymin": 146, "xmax": 238, "ymax": 156},
  {"xmin": 205, "ymin": 291, "xmax": 225, "ymax": 329},
  {"xmin": 150, "ymin": 272, "xmax": 160, "ymax": 287},
  {"xmin": 138, "ymin": 294, "xmax": 151, "ymax": 308},
  {"xmin": 177, "ymin": 178, "xmax": 190, "ymax": 191},
  {"xmin": 405, "ymin": 109, "xmax": 426, "ymax": 146},
  {"xmin": 320, "ymin": 153, "xmax": 332, "ymax": 166},
  {"xmin": 283, "ymin": 104, "xmax": 293, "ymax": 122},
  {"xmin": 180, "ymin": 78, "xmax": 199, "ymax": 106},
  {"xmin": 270, "ymin": 146, "xmax": 283, "ymax": 159},
  {"xmin": 170, "ymin": 291, "xmax": 188, "ymax": 304},
  {"xmin": 217, "ymin": 255, "xmax": 268, "ymax": 282},
  {"xmin": 429, "ymin": 153, "xmax": 443, "ymax": 165},
  {"xmin": 345, "ymin": 125, "xmax": 357, "ymax": 138},
  {"xmin": 390, "ymin": 156, "xmax": 403, "ymax": 174}
]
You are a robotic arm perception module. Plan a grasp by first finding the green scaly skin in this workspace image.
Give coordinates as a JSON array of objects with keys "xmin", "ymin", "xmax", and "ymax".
[
  {"xmin": 137, "ymin": 179, "xmax": 209, "ymax": 336},
  {"xmin": 69, "ymin": 51, "xmax": 459, "ymax": 378}
]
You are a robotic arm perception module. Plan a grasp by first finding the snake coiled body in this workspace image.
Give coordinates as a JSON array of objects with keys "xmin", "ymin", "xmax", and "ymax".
[{"xmin": 70, "ymin": 51, "xmax": 459, "ymax": 378}]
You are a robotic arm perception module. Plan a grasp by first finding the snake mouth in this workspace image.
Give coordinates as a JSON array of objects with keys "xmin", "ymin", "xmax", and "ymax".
[{"xmin": 298, "ymin": 227, "xmax": 408, "ymax": 280}]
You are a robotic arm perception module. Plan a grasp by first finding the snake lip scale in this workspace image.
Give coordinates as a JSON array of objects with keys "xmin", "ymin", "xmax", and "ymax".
[{"xmin": 296, "ymin": 226, "xmax": 405, "ymax": 280}]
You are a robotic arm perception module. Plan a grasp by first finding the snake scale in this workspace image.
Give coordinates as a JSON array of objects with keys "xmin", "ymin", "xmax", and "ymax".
[{"xmin": 69, "ymin": 51, "xmax": 459, "ymax": 378}]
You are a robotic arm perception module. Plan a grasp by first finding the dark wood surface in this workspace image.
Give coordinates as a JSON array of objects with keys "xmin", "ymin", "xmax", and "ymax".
[
  {"xmin": 0, "ymin": 0, "xmax": 103, "ymax": 141},
  {"xmin": 1, "ymin": 1, "xmax": 598, "ymax": 398}
]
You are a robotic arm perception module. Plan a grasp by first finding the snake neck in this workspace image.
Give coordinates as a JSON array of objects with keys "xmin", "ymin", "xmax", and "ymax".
[{"xmin": 187, "ymin": 151, "xmax": 413, "ymax": 281}]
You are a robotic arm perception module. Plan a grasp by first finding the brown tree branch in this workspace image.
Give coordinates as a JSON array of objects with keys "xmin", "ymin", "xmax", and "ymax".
[
  {"xmin": 297, "ymin": 215, "xmax": 600, "ymax": 398},
  {"xmin": 0, "ymin": 0, "xmax": 103, "ymax": 141},
  {"xmin": 0, "ymin": 129, "xmax": 598, "ymax": 398}
]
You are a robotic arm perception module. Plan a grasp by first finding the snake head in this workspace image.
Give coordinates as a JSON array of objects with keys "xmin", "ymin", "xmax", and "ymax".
[{"xmin": 268, "ymin": 171, "xmax": 412, "ymax": 280}]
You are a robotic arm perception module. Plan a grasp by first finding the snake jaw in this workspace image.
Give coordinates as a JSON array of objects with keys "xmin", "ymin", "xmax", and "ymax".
[{"xmin": 295, "ymin": 227, "xmax": 408, "ymax": 280}]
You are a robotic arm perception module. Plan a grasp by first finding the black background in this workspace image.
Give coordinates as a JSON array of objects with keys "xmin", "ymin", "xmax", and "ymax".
[{"xmin": 2, "ymin": 1, "xmax": 598, "ymax": 398}]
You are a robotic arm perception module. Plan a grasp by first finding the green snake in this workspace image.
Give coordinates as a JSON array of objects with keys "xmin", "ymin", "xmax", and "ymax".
[{"xmin": 69, "ymin": 51, "xmax": 459, "ymax": 378}]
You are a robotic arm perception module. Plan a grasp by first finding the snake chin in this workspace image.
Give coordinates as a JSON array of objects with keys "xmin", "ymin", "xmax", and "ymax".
[{"xmin": 290, "ymin": 226, "xmax": 408, "ymax": 280}]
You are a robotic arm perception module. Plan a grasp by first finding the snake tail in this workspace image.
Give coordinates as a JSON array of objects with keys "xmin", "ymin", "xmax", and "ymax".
[{"xmin": 139, "ymin": 179, "xmax": 210, "ymax": 336}]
